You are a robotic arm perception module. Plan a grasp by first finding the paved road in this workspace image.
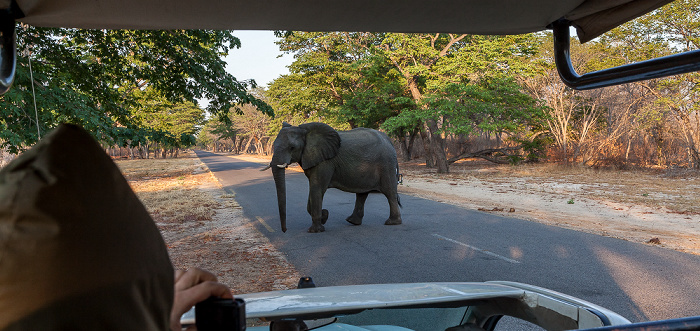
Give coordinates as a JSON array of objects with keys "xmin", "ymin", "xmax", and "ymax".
[{"xmin": 196, "ymin": 151, "xmax": 700, "ymax": 323}]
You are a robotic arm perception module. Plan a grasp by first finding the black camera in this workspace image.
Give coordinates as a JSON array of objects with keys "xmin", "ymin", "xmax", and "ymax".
[{"xmin": 195, "ymin": 297, "xmax": 246, "ymax": 331}]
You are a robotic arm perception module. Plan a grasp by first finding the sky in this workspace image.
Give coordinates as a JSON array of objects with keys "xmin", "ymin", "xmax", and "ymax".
[{"xmin": 223, "ymin": 30, "xmax": 295, "ymax": 88}]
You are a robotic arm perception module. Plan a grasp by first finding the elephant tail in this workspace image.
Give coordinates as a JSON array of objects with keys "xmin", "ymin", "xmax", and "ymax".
[{"xmin": 396, "ymin": 163, "xmax": 403, "ymax": 208}]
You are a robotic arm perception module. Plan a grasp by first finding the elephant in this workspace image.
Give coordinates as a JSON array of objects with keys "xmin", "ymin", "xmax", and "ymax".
[{"xmin": 264, "ymin": 122, "xmax": 402, "ymax": 233}]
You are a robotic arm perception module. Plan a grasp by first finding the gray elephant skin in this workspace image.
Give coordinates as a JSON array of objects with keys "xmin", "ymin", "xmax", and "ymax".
[{"xmin": 265, "ymin": 122, "xmax": 402, "ymax": 233}]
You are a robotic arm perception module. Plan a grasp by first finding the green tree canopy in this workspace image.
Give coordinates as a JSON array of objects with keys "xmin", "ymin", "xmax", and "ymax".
[
  {"xmin": 270, "ymin": 31, "xmax": 544, "ymax": 171},
  {"xmin": 268, "ymin": 31, "xmax": 402, "ymax": 130},
  {"xmin": 0, "ymin": 26, "xmax": 271, "ymax": 153}
]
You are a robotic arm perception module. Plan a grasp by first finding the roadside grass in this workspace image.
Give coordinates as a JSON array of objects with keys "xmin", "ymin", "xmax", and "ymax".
[
  {"xmin": 115, "ymin": 152, "xmax": 301, "ymax": 294},
  {"xmin": 116, "ymin": 153, "xmax": 218, "ymax": 224}
]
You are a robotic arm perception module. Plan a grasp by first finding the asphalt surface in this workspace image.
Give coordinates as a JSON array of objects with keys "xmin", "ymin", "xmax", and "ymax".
[{"xmin": 195, "ymin": 151, "xmax": 700, "ymax": 324}]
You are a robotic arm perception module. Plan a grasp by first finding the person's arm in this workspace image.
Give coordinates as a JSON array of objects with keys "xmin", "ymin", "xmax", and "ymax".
[{"xmin": 170, "ymin": 268, "xmax": 233, "ymax": 331}]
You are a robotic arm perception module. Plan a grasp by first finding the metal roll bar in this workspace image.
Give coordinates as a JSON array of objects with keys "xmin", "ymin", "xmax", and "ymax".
[{"xmin": 551, "ymin": 19, "xmax": 700, "ymax": 90}]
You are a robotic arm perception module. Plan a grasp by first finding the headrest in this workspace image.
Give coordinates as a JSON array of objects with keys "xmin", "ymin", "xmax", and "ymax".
[{"xmin": 0, "ymin": 124, "xmax": 173, "ymax": 330}]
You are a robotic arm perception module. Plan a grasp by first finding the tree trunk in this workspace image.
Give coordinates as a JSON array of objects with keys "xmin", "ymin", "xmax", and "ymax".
[
  {"xmin": 404, "ymin": 74, "xmax": 449, "ymax": 172},
  {"xmin": 625, "ymin": 135, "xmax": 632, "ymax": 163},
  {"xmin": 243, "ymin": 136, "xmax": 254, "ymax": 154},
  {"xmin": 399, "ymin": 134, "xmax": 411, "ymax": 162},
  {"xmin": 419, "ymin": 128, "xmax": 434, "ymax": 167},
  {"xmin": 425, "ymin": 119, "xmax": 449, "ymax": 173}
]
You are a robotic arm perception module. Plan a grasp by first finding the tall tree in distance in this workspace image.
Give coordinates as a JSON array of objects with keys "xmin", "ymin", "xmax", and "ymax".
[
  {"xmin": 132, "ymin": 87, "xmax": 205, "ymax": 157},
  {"xmin": 270, "ymin": 32, "xmax": 398, "ymax": 129},
  {"xmin": 379, "ymin": 33, "xmax": 541, "ymax": 172}
]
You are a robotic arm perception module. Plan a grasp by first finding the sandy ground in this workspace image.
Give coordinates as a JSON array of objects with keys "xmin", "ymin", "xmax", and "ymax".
[
  {"xmin": 399, "ymin": 174, "xmax": 700, "ymax": 255},
  {"xmin": 232, "ymin": 154, "xmax": 700, "ymax": 256}
]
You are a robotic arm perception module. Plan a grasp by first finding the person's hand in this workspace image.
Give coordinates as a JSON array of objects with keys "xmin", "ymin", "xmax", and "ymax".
[{"xmin": 170, "ymin": 268, "xmax": 233, "ymax": 331}]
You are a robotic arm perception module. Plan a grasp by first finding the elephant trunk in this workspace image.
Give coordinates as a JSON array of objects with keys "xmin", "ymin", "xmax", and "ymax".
[{"xmin": 272, "ymin": 165, "xmax": 287, "ymax": 232}]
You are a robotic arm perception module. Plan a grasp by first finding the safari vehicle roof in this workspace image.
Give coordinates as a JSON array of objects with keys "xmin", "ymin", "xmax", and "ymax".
[
  {"xmin": 0, "ymin": 0, "xmax": 673, "ymax": 44},
  {"xmin": 0, "ymin": 0, "xmax": 698, "ymax": 91}
]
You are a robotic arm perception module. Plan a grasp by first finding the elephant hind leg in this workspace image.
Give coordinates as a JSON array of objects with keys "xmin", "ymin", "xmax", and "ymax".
[
  {"xmin": 384, "ymin": 191, "xmax": 402, "ymax": 225},
  {"xmin": 346, "ymin": 192, "xmax": 369, "ymax": 225}
]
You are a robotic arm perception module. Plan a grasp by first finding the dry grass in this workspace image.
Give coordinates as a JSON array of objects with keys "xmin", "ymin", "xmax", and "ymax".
[
  {"xmin": 115, "ymin": 151, "xmax": 300, "ymax": 294},
  {"xmin": 117, "ymin": 156, "xmax": 219, "ymax": 224}
]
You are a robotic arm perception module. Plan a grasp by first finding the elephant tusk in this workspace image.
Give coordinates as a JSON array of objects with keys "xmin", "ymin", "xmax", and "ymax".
[
  {"xmin": 261, "ymin": 164, "xmax": 272, "ymax": 171},
  {"xmin": 276, "ymin": 163, "xmax": 288, "ymax": 169}
]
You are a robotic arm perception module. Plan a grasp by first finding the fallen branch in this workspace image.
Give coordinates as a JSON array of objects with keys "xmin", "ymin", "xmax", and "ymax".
[{"xmin": 447, "ymin": 146, "xmax": 523, "ymax": 165}]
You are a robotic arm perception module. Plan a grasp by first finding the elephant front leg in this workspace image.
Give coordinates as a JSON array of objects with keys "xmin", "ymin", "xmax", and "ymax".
[
  {"xmin": 346, "ymin": 192, "xmax": 369, "ymax": 225},
  {"xmin": 306, "ymin": 188, "xmax": 327, "ymax": 233}
]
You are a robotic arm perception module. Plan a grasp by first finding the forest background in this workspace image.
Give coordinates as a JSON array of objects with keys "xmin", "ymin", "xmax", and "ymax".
[{"xmin": 1, "ymin": 0, "xmax": 700, "ymax": 174}]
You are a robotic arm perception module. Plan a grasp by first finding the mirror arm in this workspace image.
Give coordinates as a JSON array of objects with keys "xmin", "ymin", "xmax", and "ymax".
[
  {"xmin": 551, "ymin": 19, "xmax": 700, "ymax": 90},
  {"xmin": 0, "ymin": 3, "xmax": 18, "ymax": 95}
]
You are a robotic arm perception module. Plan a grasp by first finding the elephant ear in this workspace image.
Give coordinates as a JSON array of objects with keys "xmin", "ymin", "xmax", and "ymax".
[{"xmin": 298, "ymin": 122, "xmax": 341, "ymax": 170}]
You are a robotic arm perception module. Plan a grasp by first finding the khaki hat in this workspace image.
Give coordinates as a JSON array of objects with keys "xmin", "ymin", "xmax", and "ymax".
[{"xmin": 0, "ymin": 124, "xmax": 173, "ymax": 330}]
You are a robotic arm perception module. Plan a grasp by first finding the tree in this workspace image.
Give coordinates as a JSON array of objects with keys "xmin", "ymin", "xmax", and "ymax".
[
  {"xmin": 0, "ymin": 26, "xmax": 270, "ymax": 153},
  {"xmin": 269, "ymin": 32, "xmax": 395, "ymax": 130},
  {"xmin": 522, "ymin": 36, "xmax": 601, "ymax": 164},
  {"xmin": 132, "ymin": 87, "xmax": 205, "ymax": 157},
  {"xmin": 202, "ymin": 116, "xmax": 239, "ymax": 153},
  {"xmin": 265, "ymin": 73, "xmax": 335, "ymax": 126},
  {"xmin": 200, "ymin": 87, "xmax": 276, "ymax": 155},
  {"xmin": 385, "ymin": 75, "xmax": 547, "ymax": 165},
  {"xmin": 378, "ymin": 33, "xmax": 541, "ymax": 172},
  {"xmin": 230, "ymin": 103, "xmax": 273, "ymax": 154}
]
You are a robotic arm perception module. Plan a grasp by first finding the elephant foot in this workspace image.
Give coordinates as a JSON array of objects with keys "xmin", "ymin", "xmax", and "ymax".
[
  {"xmin": 345, "ymin": 215, "xmax": 363, "ymax": 226},
  {"xmin": 321, "ymin": 209, "xmax": 329, "ymax": 225},
  {"xmin": 308, "ymin": 223, "xmax": 325, "ymax": 233},
  {"xmin": 385, "ymin": 218, "xmax": 402, "ymax": 225}
]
